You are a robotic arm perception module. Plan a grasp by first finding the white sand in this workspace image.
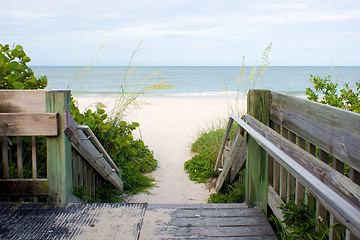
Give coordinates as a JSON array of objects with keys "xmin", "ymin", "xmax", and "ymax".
[{"xmin": 76, "ymin": 95, "xmax": 245, "ymax": 204}]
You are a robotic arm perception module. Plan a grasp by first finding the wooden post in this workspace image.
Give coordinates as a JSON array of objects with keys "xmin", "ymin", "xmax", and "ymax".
[
  {"xmin": 46, "ymin": 90, "xmax": 72, "ymax": 206},
  {"xmin": 2, "ymin": 136, "xmax": 9, "ymax": 179},
  {"xmin": 246, "ymin": 89, "xmax": 270, "ymax": 214},
  {"xmin": 17, "ymin": 136, "xmax": 24, "ymax": 179}
]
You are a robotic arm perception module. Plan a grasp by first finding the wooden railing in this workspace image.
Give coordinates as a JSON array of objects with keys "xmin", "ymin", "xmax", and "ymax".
[
  {"xmin": 216, "ymin": 90, "xmax": 360, "ymax": 239},
  {"xmin": 0, "ymin": 90, "xmax": 123, "ymax": 206}
]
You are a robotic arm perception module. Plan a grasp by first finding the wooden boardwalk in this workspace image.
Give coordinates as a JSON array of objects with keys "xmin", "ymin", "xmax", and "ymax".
[
  {"xmin": 141, "ymin": 203, "xmax": 277, "ymax": 239},
  {"xmin": 0, "ymin": 202, "xmax": 276, "ymax": 239}
]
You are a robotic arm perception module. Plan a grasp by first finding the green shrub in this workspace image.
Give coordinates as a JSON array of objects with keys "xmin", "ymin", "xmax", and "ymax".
[
  {"xmin": 208, "ymin": 174, "xmax": 245, "ymax": 203},
  {"xmin": 71, "ymin": 99, "xmax": 157, "ymax": 197},
  {"xmin": 0, "ymin": 44, "xmax": 47, "ymax": 89},
  {"xmin": 268, "ymin": 199, "xmax": 345, "ymax": 240},
  {"xmin": 306, "ymin": 75, "xmax": 360, "ymax": 113},
  {"xmin": 184, "ymin": 128, "xmax": 226, "ymax": 183}
]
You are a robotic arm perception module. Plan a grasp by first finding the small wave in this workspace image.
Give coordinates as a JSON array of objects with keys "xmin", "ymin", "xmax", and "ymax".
[{"xmin": 164, "ymin": 91, "xmax": 246, "ymax": 97}]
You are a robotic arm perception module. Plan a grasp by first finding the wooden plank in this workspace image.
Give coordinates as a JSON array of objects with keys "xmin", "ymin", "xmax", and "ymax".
[
  {"xmin": 172, "ymin": 208, "xmax": 265, "ymax": 218},
  {"xmin": 287, "ymin": 173, "xmax": 295, "ymax": 202},
  {"xmin": 0, "ymin": 90, "xmax": 46, "ymax": 113},
  {"xmin": 267, "ymin": 185, "xmax": 285, "ymax": 222},
  {"xmin": 31, "ymin": 136, "xmax": 37, "ymax": 179},
  {"xmin": 92, "ymin": 168, "xmax": 96, "ymax": 197},
  {"xmin": 171, "ymin": 225, "xmax": 276, "ymax": 238},
  {"xmin": 87, "ymin": 165, "xmax": 92, "ymax": 196},
  {"xmin": 230, "ymin": 126, "xmax": 247, "ymax": 183},
  {"xmin": 296, "ymin": 136, "xmax": 305, "ymax": 205},
  {"xmin": 272, "ymin": 122, "xmax": 280, "ymax": 193},
  {"xmin": 346, "ymin": 229, "xmax": 358, "ymax": 240},
  {"xmin": 170, "ymin": 216, "xmax": 270, "ymax": 227},
  {"xmin": 148, "ymin": 203, "xmax": 249, "ymax": 210},
  {"xmin": 280, "ymin": 128, "xmax": 288, "ymax": 201},
  {"xmin": 216, "ymin": 130, "xmax": 246, "ymax": 191},
  {"xmin": 287, "ymin": 132, "xmax": 296, "ymax": 201},
  {"xmin": 229, "ymin": 138, "xmax": 246, "ymax": 183},
  {"xmin": 214, "ymin": 117, "xmax": 234, "ymax": 171},
  {"xmin": 0, "ymin": 179, "xmax": 48, "ymax": 196},
  {"xmin": 17, "ymin": 136, "xmax": 23, "ymax": 179},
  {"xmin": 268, "ymin": 155, "xmax": 274, "ymax": 187},
  {"xmin": 329, "ymin": 214, "xmax": 342, "ymax": 240},
  {"xmin": 72, "ymin": 150, "xmax": 78, "ymax": 187},
  {"xmin": 63, "ymin": 107, "xmax": 77, "ymax": 137},
  {"xmin": 316, "ymin": 199, "xmax": 328, "ymax": 231},
  {"xmin": 2, "ymin": 136, "xmax": 9, "ymax": 179},
  {"xmin": 78, "ymin": 154, "xmax": 83, "ymax": 186},
  {"xmin": 246, "ymin": 90, "xmax": 270, "ymax": 214},
  {"xmin": 46, "ymin": 90, "xmax": 73, "ymax": 206},
  {"xmin": 0, "ymin": 113, "xmax": 58, "ymax": 136},
  {"xmin": 69, "ymin": 129, "xmax": 123, "ymax": 192},
  {"xmin": 280, "ymin": 166, "xmax": 287, "ymax": 201},
  {"xmin": 295, "ymin": 179, "xmax": 304, "ymax": 205},
  {"xmin": 270, "ymin": 91, "xmax": 360, "ymax": 173},
  {"xmin": 243, "ymin": 114, "xmax": 360, "ymax": 236}
]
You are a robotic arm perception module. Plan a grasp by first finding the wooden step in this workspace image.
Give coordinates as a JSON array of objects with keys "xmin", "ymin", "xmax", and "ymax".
[{"xmin": 140, "ymin": 203, "xmax": 277, "ymax": 239}]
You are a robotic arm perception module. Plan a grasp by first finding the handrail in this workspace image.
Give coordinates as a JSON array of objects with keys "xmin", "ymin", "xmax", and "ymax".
[
  {"xmin": 230, "ymin": 113, "xmax": 360, "ymax": 236},
  {"xmin": 214, "ymin": 117, "xmax": 234, "ymax": 172},
  {"xmin": 76, "ymin": 125, "xmax": 120, "ymax": 174},
  {"xmin": 63, "ymin": 108, "xmax": 124, "ymax": 192}
]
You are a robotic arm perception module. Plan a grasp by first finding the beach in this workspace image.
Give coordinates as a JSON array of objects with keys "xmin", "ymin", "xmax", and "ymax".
[{"xmin": 77, "ymin": 95, "xmax": 246, "ymax": 204}]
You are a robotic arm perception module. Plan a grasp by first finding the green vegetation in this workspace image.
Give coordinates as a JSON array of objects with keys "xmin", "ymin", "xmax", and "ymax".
[
  {"xmin": 269, "ymin": 199, "xmax": 345, "ymax": 240},
  {"xmin": 306, "ymin": 75, "xmax": 360, "ymax": 113},
  {"xmin": 208, "ymin": 172, "xmax": 245, "ymax": 203},
  {"xmin": 71, "ymin": 99, "xmax": 157, "ymax": 200},
  {"xmin": 184, "ymin": 125, "xmax": 245, "ymax": 203},
  {"xmin": 0, "ymin": 44, "xmax": 47, "ymax": 89},
  {"xmin": 184, "ymin": 128, "xmax": 226, "ymax": 183},
  {"xmin": 0, "ymin": 44, "xmax": 158, "ymax": 203}
]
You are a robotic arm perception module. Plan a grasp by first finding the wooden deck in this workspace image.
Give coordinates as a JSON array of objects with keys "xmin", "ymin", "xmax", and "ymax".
[
  {"xmin": 0, "ymin": 202, "xmax": 277, "ymax": 239},
  {"xmin": 142, "ymin": 203, "xmax": 277, "ymax": 239}
]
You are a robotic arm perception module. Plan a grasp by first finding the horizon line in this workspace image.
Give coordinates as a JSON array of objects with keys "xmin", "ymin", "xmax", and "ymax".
[{"xmin": 29, "ymin": 65, "xmax": 360, "ymax": 67}]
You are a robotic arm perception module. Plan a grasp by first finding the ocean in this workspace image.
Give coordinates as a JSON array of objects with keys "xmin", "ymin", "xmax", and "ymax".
[{"xmin": 31, "ymin": 66, "xmax": 360, "ymax": 97}]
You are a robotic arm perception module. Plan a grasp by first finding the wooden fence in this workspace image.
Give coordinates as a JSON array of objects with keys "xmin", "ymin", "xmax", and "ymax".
[
  {"xmin": 216, "ymin": 90, "xmax": 360, "ymax": 239},
  {"xmin": 0, "ymin": 90, "xmax": 123, "ymax": 206}
]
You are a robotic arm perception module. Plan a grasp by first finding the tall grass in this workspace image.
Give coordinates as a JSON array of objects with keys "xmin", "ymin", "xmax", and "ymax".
[
  {"xmin": 70, "ymin": 42, "xmax": 175, "ymax": 124},
  {"xmin": 185, "ymin": 43, "xmax": 272, "ymax": 203},
  {"xmin": 226, "ymin": 42, "xmax": 272, "ymax": 116}
]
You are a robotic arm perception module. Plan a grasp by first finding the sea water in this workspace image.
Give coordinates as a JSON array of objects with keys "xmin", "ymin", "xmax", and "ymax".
[{"xmin": 31, "ymin": 66, "xmax": 360, "ymax": 96}]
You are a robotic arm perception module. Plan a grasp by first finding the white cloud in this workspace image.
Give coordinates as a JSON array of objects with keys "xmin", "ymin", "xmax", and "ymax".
[{"xmin": 1, "ymin": 0, "xmax": 359, "ymax": 65}]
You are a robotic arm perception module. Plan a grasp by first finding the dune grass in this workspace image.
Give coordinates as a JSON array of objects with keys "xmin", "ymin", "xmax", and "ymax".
[{"xmin": 185, "ymin": 43, "xmax": 272, "ymax": 203}]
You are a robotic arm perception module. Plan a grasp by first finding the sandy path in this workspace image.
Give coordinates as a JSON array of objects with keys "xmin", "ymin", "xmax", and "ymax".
[{"xmin": 78, "ymin": 95, "xmax": 243, "ymax": 204}]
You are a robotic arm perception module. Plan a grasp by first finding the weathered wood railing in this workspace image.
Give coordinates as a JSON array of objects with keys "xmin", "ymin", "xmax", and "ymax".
[
  {"xmin": 216, "ymin": 90, "xmax": 360, "ymax": 239},
  {"xmin": 64, "ymin": 109, "xmax": 123, "ymax": 194},
  {"xmin": 0, "ymin": 90, "xmax": 123, "ymax": 206}
]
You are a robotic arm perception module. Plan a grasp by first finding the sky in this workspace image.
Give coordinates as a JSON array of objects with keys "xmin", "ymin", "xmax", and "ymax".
[{"xmin": 1, "ymin": 0, "xmax": 360, "ymax": 66}]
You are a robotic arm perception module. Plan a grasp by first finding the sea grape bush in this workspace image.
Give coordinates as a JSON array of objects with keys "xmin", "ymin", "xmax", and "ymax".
[
  {"xmin": 0, "ymin": 44, "xmax": 47, "ymax": 89},
  {"xmin": 306, "ymin": 74, "xmax": 360, "ymax": 113},
  {"xmin": 71, "ymin": 99, "xmax": 157, "ymax": 196}
]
